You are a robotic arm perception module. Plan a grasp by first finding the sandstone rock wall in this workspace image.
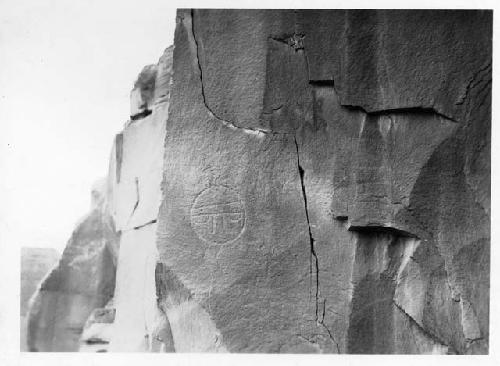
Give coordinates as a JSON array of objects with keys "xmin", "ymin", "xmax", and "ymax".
[
  {"xmin": 26, "ymin": 9, "xmax": 491, "ymax": 355},
  {"xmin": 154, "ymin": 9, "xmax": 491, "ymax": 354},
  {"xmin": 106, "ymin": 45, "xmax": 173, "ymax": 352}
]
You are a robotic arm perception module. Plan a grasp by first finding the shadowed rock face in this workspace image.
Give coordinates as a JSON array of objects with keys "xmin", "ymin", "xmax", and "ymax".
[
  {"xmin": 27, "ymin": 182, "xmax": 118, "ymax": 352},
  {"xmin": 155, "ymin": 9, "xmax": 490, "ymax": 354}
]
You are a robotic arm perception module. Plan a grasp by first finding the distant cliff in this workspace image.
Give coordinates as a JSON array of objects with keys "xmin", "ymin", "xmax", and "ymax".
[
  {"xmin": 26, "ymin": 10, "xmax": 491, "ymax": 354},
  {"xmin": 20, "ymin": 247, "xmax": 59, "ymax": 351},
  {"xmin": 26, "ymin": 45, "xmax": 173, "ymax": 352}
]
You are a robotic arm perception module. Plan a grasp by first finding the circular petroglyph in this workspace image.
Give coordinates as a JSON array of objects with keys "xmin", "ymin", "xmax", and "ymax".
[{"xmin": 190, "ymin": 186, "xmax": 245, "ymax": 245}]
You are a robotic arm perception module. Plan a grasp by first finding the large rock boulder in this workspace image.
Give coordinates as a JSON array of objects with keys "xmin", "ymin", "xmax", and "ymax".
[{"xmin": 154, "ymin": 9, "xmax": 490, "ymax": 354}]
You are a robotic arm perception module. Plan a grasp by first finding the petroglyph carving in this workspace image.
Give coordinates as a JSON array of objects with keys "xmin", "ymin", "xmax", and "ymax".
[{"xmin": 190, "ymin": 186, "xmax": 245, "ymax": 244}]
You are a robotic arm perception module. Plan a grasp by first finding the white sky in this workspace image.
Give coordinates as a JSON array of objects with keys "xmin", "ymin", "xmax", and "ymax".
[{"xmin": 0, "ymin": 0, "xmax": 176, "ymax": 251}]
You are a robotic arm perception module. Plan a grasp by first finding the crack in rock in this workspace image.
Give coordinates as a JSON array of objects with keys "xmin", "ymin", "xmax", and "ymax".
[
  {"xmin": 190, "ymin": 9, "xmax": 276, "ymax": 138},
  {"xmin": 456, "ymin": 61, "xmax": 491, "ymax": 106},
  {"xmin": 294, "ymin": 135, "xmax": 340, "ymax": 353},
  {"xmin": 393, "ymin": 300, "xmax": 456, "ymax": 354},
  {"xmin": 125, "ymin": 177, "xmax": 140, "ymax": 228},
  {"xmin": 132, "ymin": 219, "xmax": 157, "ymax": 231},
  {"xmin": 307, "ymin": 75, "xmax": 457, "ymax": 123}
]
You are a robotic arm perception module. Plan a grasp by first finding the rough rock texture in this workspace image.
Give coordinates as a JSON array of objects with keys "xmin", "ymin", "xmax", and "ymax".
[
  {"xmin": 154, "ymin": 9, "xmax": 491, "ymax": 354},
  {"xmin": 20, "ymin": 247, "xmax": 59, "ymax": 351},
  {"xmin": 27, "ymin": 180, "xmax": 119, "ymax": 351},
  {"xmin": 25, "ymin": 10, "xmax": 490, "ymax": 354}
]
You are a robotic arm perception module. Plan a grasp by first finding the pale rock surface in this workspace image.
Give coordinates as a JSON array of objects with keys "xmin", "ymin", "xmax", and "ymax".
[
  {"xmin": 107, "ymin": 46, "xmax": 173, "ymax": 352},
  {"xmin": 20, "ymin": 248, "xmax": 59, "ymax": 351}
]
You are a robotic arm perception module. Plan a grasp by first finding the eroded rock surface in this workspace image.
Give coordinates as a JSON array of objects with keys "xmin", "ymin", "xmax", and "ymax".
[{"xmin": 154, "ymin": 9, "xmax": 491, "ymax": 354}]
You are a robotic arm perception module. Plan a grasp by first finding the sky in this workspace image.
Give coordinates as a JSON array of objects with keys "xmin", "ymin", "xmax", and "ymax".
[{"xmin": 1, "ymin": 0, "xmax": 176, "ymax": 251}]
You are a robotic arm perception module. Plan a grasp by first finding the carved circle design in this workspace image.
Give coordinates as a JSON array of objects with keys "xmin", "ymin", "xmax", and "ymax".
[{"xmin": 190, "ymin": 186, "xmax": 246, "ymax": 245}]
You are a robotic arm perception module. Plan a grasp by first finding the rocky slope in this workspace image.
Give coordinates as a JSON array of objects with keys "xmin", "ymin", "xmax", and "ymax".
[{"xmin": 26, "ymin": 10, "xmax": 491, "ymax": 354}]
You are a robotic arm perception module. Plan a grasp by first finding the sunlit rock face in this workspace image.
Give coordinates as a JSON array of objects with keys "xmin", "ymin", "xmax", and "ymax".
[
  {"xmin": 27, "ymin": 180, "xmax": 118, "ymax": 352},
  {"xmin": 20, "ymin": 248, "xmax": 59, "ymax": 351},
  {"xmin": 25, "ymin": 46, "xmax": 174, "ymax": 353},
  {"xmin": 155, "ymin": 9, "xmax": 490, "ymax": 354},
  {"xmin": 107, "ymin": 45, "xmax": 173, "ymax": 352}
]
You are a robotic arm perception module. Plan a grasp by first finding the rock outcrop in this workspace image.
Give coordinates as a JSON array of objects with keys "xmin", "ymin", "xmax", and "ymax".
[
  {"xmin": 154, "ymin": 9, "xmax": 491, "ymax": 354},
  {"xmin": 27, "ymin": 179, "xmax": 118, "ymax": 351},
  {"xmin": 108, "ymin": 45, "xmax": 172, "ymax": 352},
  {"xmin": 20, "ymin": 247, "xmax": 59, "ymax": 351},
  {"xmin": 26, "ymin": 9, "xmax": 491, "ymax": 354},
  {"xmin": 26, "ymin": 46, "xmax": 173, "ymax": 352}
]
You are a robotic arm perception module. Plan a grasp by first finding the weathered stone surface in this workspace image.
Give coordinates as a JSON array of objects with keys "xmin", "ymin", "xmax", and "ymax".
[
  {"xmin": 300, "ymin": 10, "xmax": 492, "ymax": 123},
  {"xmin": 25, "ymin": 9, "xmax": 490, "ymax": 354},
  {"xmin": 27, "ymin": 181, "xmax": 118, "ymax": 351},
  {"xmin": 20, "ymin": 247, "xmax": 59, "ymax": 351},
  {"xmin": 154, "ymin": 9, "xmax": 491, "ymax": 354}
]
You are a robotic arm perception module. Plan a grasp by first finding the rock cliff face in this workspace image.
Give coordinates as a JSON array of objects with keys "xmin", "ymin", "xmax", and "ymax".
[
  {"xmin": 26, "ymin": 46, "xmax": 173, "ymax": 352},
  {"xmin": 108, "ymin": 45, "xmax": 172, "ymax": 352},
  {"xmin": 26, "ymin": 9, "xmax": 491, "ymax": 354},
  {"xmin": 154, "ymin": 9, "xmax": 490, "ymax": 354}
]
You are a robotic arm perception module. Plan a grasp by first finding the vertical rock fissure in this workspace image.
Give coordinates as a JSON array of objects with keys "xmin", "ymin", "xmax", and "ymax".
[
  {"xmin": 189, "ymin": 9, "xmax": 272, "ymax": 136},
  {"xmin": 127, "ymin": 177, "xmax": 140, "ymax": 227},
  {"xmin": 293, "ymin": 136, "xmax": 317, "ymax": 306},
  {"xmin": 294, "ymin": 136, "xmax": 340, "ymax": 352}
]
